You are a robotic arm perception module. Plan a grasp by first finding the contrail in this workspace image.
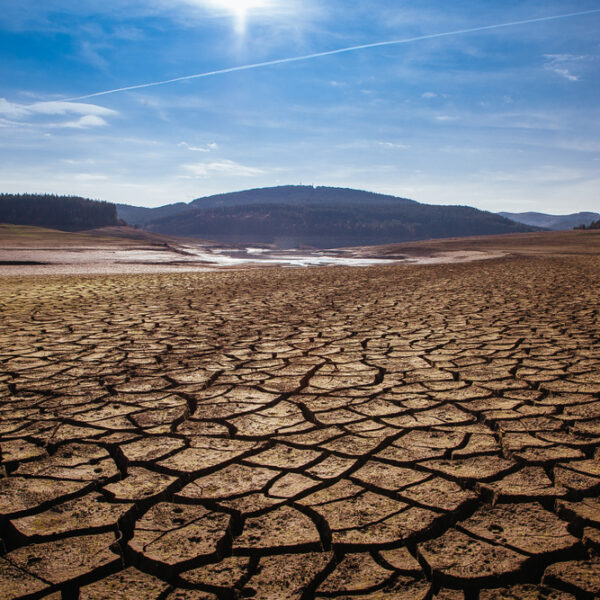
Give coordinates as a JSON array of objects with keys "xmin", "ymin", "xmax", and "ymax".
[{"xmin": 65, "ymin": 9, "xmax": 600, "ymax": 102}]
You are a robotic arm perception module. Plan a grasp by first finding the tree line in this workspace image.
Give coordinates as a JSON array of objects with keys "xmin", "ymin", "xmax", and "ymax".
[
  {"xmin": 0, "ymin": 193, "xmax": 120, "ymax": 231},
  {"xmin": 574, "ymin": 220, "xmax": 600, "ymax": 230}
]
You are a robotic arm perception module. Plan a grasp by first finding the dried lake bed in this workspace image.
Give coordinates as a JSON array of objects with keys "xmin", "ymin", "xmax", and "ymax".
[
  {"xmin": 0, "ymin": 226, "xmax": 506, "ymax": 275},
  {"xmin": 1, "ymin": 228, "xmax": 600, "ymax": 599}
]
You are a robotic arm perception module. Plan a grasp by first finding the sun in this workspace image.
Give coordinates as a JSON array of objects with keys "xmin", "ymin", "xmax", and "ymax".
[{"xmin": 199, "ymin": 0, "xmax": 274, "ymax": 34}]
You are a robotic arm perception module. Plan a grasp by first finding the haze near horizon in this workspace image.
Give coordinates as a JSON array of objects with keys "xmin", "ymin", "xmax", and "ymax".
[{"xmin": 1, "ymin": 1, "xmax": 599, "ymax": 213}]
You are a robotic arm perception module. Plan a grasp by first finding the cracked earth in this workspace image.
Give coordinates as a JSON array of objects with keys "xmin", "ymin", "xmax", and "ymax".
[{"xmin": 1, "ymin": 255, "xmax": 600, "ymax": 599}]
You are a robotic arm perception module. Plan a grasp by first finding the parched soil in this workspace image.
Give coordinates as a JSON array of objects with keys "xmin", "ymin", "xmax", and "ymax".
[{"xmin": 1, "ymin": 254, "xmax": 600, "ymax": 599}]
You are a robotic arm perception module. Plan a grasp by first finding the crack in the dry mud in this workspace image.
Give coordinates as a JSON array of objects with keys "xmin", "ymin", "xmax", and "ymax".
[{"xmin": 1, "ymin": 256, "xmax": 600, "ymax": 599}]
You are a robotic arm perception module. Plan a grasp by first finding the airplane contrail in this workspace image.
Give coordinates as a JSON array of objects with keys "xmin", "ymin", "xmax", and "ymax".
[{"xmin": 65, "ymin": 9, "xmax": 600, "ymax": 102}]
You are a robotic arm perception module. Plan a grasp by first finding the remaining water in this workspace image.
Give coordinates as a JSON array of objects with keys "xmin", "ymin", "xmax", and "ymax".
[{"xmin": 182, "ymin": 247, "xmax": 397, "ymax": 267}]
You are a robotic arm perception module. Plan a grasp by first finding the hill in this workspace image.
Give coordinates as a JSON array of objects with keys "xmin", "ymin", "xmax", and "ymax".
[
  {"xmin": 498, "ymin": 211, "xmax": 600, "ymax": 231},
  {"xmin": 116, "ymin": 186, "xmax": 416, "ymax": 228},
  {"xmin": 122, "ymin": 185, "xmax": 539, "ymax": 248},
  {"xmin": 116, "ymin": 202, "xmax": 188, "ymax": 227},
  {"xmin": 0, "ymin": 193, "xmax": 119, "ymax": 231},
  {"xmin": 189, "ymin": 185, "xmax": 417, "ymax": 209}
]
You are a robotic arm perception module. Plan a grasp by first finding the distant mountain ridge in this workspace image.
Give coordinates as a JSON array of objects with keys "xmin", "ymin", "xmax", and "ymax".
[
  {"xmin": 118, "ymin": 185, "xmax": 539, "ymax": 248},
  {"xmin": 116, "ymin": 202, "xmax": 188, "ymax": 227},
  {"xmin": 498, "ymin": 211, "xmax": 600, "ymax": 231},
  {"xmin": 0, "ymin": 193, "xmax": 119, "ymax": 231}
]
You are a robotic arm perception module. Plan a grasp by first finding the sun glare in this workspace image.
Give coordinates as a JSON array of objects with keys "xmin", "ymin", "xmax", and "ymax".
[{"xmin": 198, "ymin": 0, "xmax": 275, "ymax": 33}]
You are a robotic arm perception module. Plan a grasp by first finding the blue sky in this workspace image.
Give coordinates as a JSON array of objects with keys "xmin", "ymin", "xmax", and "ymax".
[{"xmin": 1, "ymin": 1, "xmax": 599, "ymax": 212}]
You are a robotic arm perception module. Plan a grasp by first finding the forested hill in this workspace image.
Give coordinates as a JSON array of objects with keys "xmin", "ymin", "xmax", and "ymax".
[
  {"xmin": 125, "ymin": 185, "xmax": 540, "ymax": 248},
  {"xmin": 189, "ymin": 185, "xmax": 418, "ymax": 209},
  {"xmin": 116, "ymin": 186, "xmax": 417, "ymax": 226},
  {"xmin": 0, "ymin": 194, "xmax": 120, "ymax": 231}
]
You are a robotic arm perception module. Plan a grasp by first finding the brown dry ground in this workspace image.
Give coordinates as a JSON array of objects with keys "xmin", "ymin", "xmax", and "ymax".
[
  {"xmin": 0, "ymin": 224, "xmax": 189, "ymax": 248},
  {"xmin": 1, "ymin": 233, "xmax": 600, "ymax": 599},
  {"xmin": 359, "ymin": 228, "xmax": 600, "ymax": 258}
]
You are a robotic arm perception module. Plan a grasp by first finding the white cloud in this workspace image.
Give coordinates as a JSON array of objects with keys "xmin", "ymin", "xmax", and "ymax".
[
  {"xmin": 336, "ymin": 140, "xmax": 409, "ymax": 151},
  {"xmin": 0, "ymin": 99, "xmax": 116, "ymax": 117},
  {"xmin": 0, "ymin": 117, "xmax": 32, "ymax": 129},
  {"xmin": 544, "ymin": 54, "xmax": 585, "ymax": 82},
  {"xmin": 551, "ymin": 68, "xmax": 579, "ymax": 82},
  {"xmin": 179, "ymin": 141, "xmax": 218, "ymax": 152},
  {"xmin": 183, "ymin": 159, "xmax": 265, "ymax": 177},
  {"xmin": 421, "ymin": 92, "xmax": 437, "ymax": 99},
  {"xmin": 78, "ymin": 39, "xmax": 110, "ymax": 71},
  {"xmin": 61, "ymin": 115, "xmax": 109, "ymax": 129},
  {"xmin": 0, "ymin": 98, "xmax": 117, "ymax": 129},
  {"xmin": 377, "ymin": 141, "xmax": 410, "ymax": 150},
  {"xmin": 435, "ymin": 115, "xmax": 458, "ymax": 122},
  {"xmin": 0, "ymin": 98, "xmax": 29, "ymax": 118},
  {"xmin": 63, "ymin": 158, "xmax": 97, "ymax": 165}
]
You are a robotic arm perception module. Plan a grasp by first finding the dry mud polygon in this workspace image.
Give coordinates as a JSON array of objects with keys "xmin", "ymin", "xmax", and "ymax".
[{"xmin": 1, "ymin": 255, "xmax": 600, "ymax": 599}]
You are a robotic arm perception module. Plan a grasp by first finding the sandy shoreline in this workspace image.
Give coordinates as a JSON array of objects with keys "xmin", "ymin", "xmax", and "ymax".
[{"xmin": 0, "ymin": 246, "xmax": 507, "ymax": 276}]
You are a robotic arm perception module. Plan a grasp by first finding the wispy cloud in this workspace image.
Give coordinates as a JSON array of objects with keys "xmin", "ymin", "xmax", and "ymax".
[
  {"xmin": 336, "ymin": 140, "xmax": 410, "ymax": 151},
  {"xmin": 0, "ymin": 99, "xmax": 116, "ymax": 129},
  {"xmin": 479, "ymin": 111, "xmax": 563, "ymax": 131},
  {"xmin": 0, "ymin": 0, "xmax": 315, "ymax": 27},
  {"xmin": 63, "ymin": 158, "xmax": 97, "ymax": 165},
  {"xmin": 78, "ymin": 39, "xmax": 110, "ymax": 71},
  {"xmin": 178, "ymin": 141, "xmax": 218, "ymax": 152},
  {"xmin": 64, "ymin": 9, "xmax": 600, "ymax": 101},
  {"xmin": 376, "ymin": 141, "xmax": 410, "ymax": 150},
  {"xmin": 183, "ymin": 159, "xmax": 265, "ymax": 177},
  {"xmin": 60, "ymin": 115, "xmax": 109, "ymax": 129},
  {"xmin": 0, "ymin": 99, "xmax": 115, "ymax": 117},
  {"xmin": 543, "ymin": 53, "xmax": 590, "ymax": 81}
]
